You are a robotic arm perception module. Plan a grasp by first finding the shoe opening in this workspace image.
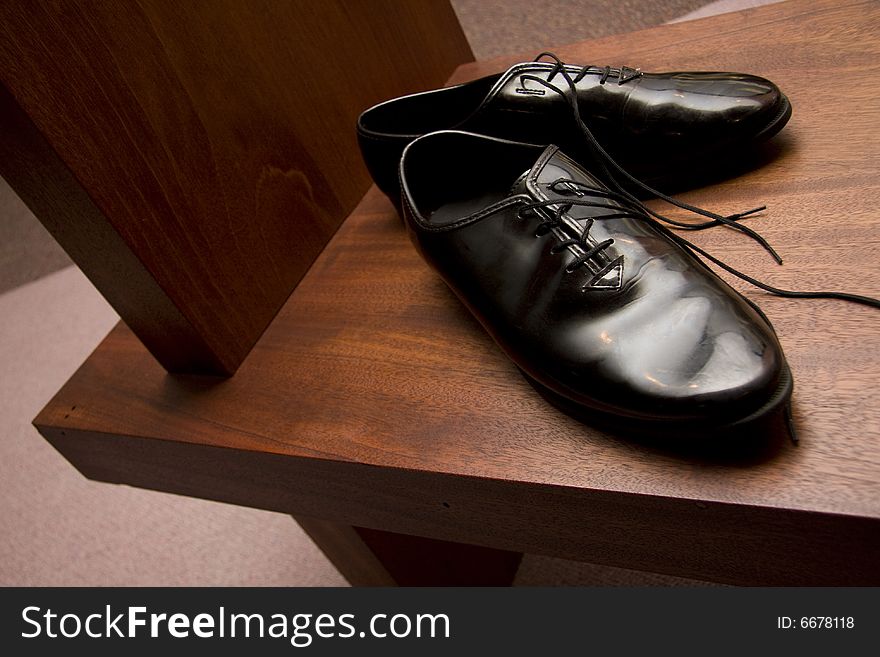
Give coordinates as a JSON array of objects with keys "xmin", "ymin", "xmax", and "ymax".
[
  {"xmin": 401, "ymin": 132, "xmax": 542, "ymax": 226},
  {"xmin": 359, "ymin": 75, "xmax": 500, "ymax": 137}
]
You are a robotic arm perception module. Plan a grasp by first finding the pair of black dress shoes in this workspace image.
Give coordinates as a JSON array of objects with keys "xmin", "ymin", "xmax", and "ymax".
[{"xmin": 355, "ymin": 53, "xmax": 853, "ymax": 438}]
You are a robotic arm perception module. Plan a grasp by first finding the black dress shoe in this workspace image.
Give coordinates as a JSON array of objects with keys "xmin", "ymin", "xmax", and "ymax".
[
  {"xmin": 361, "ymin": 53, "xmax": 791, "ymax": 203},
  {"xmin": 400, "ymin": 130, "xmax": 793, "ymax": 432}
]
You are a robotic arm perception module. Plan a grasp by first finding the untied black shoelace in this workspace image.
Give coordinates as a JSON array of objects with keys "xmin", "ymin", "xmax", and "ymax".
[{"xmin": 517, "ymin": 52, "xmax": 880, "ymax": 310}]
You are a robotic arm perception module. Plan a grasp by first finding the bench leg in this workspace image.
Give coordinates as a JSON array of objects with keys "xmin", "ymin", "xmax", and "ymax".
[{"xmin": 294, "ymin": 516, "xmax": 522, "ymax": 586}]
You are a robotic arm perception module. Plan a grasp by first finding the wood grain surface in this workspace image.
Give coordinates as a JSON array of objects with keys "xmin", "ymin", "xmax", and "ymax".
[
  {"xmin": 35, "ymin": 0, "xmax": 880, "ymax": 584},
  {"xmin": 0, "ymin": 0, "xmax": 472, "ymax": 374}
]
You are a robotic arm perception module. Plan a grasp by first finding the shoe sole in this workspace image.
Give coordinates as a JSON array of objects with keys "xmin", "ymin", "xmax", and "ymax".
[
  {"xmin": 759, "ymin": 92, "xmax": 793, "ymax": 142},
  {"xmin": 519, "ymin": 360, "xmax": 794, "ymax": 439}
]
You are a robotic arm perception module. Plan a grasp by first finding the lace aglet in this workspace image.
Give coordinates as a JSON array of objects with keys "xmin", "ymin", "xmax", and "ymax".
[
  {"xmin": 725, "ymin": 212, "xmax": 784, "ymax": 265},
  {"xmin": 725, "ymin": 206, "xmax": 783, "ymax": 264},
  {"xmin": 784, "ymin": 403, "xmax": 798, "ymax": 445},
  {"xmin": 725, "ymin": 205, "xmax": 766, "ymax": 222}
]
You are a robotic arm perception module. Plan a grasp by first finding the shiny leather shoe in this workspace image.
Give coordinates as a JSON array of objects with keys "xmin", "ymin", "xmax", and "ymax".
[
  {"xmin": 400, "ymin": 131, "xmax": 793, "ymax": 431},
  {"xmin": 360, "ymin": 53, "xmax": 791, "ymax": 203}
]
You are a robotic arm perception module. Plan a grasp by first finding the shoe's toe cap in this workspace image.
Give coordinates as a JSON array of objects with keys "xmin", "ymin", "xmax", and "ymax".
[
  {"xmin": 634, "ymin": 71, "xmax": 789, "ymax": 142},
  {"xmin": 537, "ymin": 288, "xmax": 789, "ymax": 428}
]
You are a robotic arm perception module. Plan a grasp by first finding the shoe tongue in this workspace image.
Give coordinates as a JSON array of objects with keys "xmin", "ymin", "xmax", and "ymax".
[{"xmin": 510, "ymin": 145, "xmax": 600, "ymax": 200}]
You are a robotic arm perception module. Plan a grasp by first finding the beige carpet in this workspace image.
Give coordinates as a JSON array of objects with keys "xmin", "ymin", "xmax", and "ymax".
[
  {"xmin": 451, "ymin": 0, "xmax": 709, "ymax": 60},
  {"xmin": 0, "ymin": 177, "xmax": 71, "ymax": 295}
]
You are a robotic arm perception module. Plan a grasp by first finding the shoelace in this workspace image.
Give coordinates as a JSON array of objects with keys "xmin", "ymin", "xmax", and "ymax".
[
  {"xmin": 517, "ymin": 187, "xmax": 625, "ymax": 284},
  {"xmin": 519, "ymin": 52, "xmax": 880, "ymax": 310},
  {"xmin": 526, "ymin": 53, "xmax": 779, "ymax": 261},
  {"xmin": 546, "ymin": 62, "xmax": 642, "ymax": 86}
]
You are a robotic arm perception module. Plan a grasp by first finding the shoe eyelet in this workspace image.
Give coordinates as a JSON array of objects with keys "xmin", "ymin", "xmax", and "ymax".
[{"xmin": 564, "ymin": 262, "xmax": 580, "ymax": 274}]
